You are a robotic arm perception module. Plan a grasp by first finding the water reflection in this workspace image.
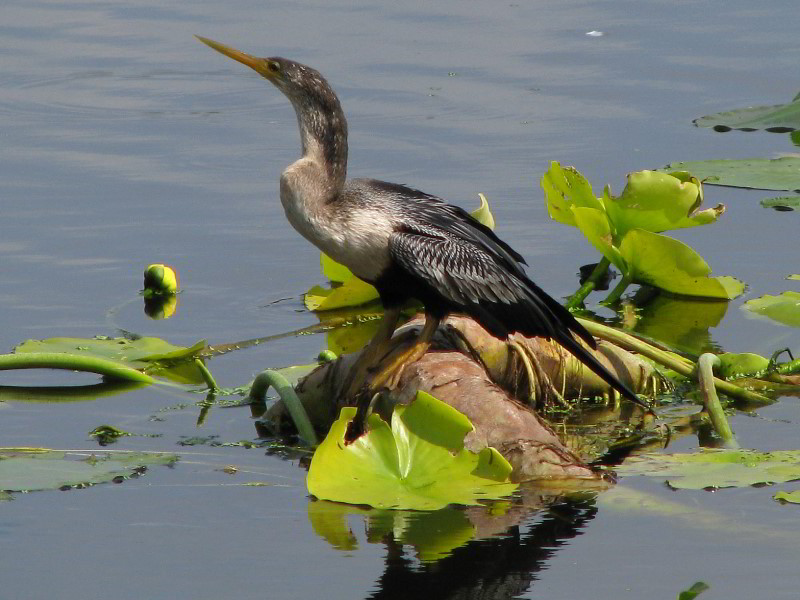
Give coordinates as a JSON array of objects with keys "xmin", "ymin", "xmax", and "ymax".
[
  {"xmin": 625, "ymin": 290, "xmax": 729, "ymax": 356},
  {"xmin": 309, "ymin": 491, "xmax": 598, "ymax": 599}
]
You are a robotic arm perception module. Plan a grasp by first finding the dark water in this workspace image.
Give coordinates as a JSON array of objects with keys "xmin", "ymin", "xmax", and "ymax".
[{"xmin": 1, "ymin": 0, "xmax": 799, "ymax": 598}]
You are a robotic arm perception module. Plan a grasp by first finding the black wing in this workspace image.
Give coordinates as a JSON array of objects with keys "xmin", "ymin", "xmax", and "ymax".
[{"xmin": 388, "ymin": 218, "xmax": 595, "ymax": 348}]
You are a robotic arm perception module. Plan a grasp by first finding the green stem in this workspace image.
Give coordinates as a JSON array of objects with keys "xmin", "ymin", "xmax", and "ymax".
[
  {"xmin": 194, "ymin": 359, "xmax": 219, "ymax": 391},
  {"xmin": 0, "ymin": 352, "xmax": 155, "ymax": 384},
  {"xmin": 577, "ymin": 319, "xmax": 773, "ymax": 405},
  {"xmin": 249, "ymin": 370, "xmax": 318, "ymax": 446},
  {"xmin": 697, "ymin": 353, "xmax": 738, "ymax": 447},
  {"xmin": 600, "ymin": 272, "xmax": 632, "ymax": 306},
  {"xmin": 566, "ymin": 257, "xmax": 611, "ymax": 310}
]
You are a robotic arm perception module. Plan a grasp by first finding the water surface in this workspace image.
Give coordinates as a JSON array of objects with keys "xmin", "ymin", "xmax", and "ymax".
[{"xmin": 1, "ymin": 0, "xmax": 799, "ymax": 598}]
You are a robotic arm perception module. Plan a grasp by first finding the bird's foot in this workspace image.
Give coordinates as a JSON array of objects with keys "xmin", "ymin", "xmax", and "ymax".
[{"xmin": 344, "ymin": 386, "xmax": 378, "ymax": 443}]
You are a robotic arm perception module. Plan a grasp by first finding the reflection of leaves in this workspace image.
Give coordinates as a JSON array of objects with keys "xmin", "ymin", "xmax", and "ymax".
[
  {"xmin": 663, "ymin": 157, "xmax": 800, "ymax": 192},
  {"xmin": 694, "ymin": 92, "xmax": 800, "ymax": 132},
  {"xmin": 0, "ymin": 449, "xmax": 177, "ymax": 493},
  {"xmin": 542, "ymin": 163, "xmax": 742, "ymax": 300},
  {"xmin": 0, "ymin": 381, "xmax": 146, "ymax": 403},
  {"xmin": 743, "ymin": 291, "xmax": 800, "ymax": 327},
  {"xmin": 307, "ymin": 500, "xmax": 478, "ymax": 562},
  {"xmin": 618, "ymin": 449, "xmax": 800, "ymax": 490},
  {"xmin": 325, "ymin": 316, "xmax": 383, "ymax": 356},
  {"xmin": 633, "ymin": 295, "xmax": 728, "ymax": 355},
  {"xmin": 307, "ymin": 391, "xmax": 517, "ymax": 510}
]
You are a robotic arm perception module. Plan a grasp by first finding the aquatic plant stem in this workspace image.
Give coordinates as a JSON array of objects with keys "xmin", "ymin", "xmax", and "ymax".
[
  {"xmin": 194, "ymin": 358, "xmax": 219, "ymax": 391},
  {"xmin": 600, "ymin": 272, "xmax": 632, "ymax": 306},
  {"xmin": 698, "ymin": 353, "xmax": 738, "ymax": 447},
  {"xmin": 566, "ymin": 257, "xmax": 611, "ymax": 310},
  {"xmin": 0, "ymin": 352, "xmax": 155, "ymax": 384},
  {"xmin": 249, "ymin": 369, "xmax": 318, "ymax": 445},
  {"xmin": 577, "ymin": 319, "xmax": 772, "ymax": 405}
]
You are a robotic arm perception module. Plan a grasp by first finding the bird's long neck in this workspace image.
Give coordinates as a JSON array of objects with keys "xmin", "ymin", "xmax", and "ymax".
[{"xmin": 291, "ymin": 93, "xmax": 348, "ymax": 197}]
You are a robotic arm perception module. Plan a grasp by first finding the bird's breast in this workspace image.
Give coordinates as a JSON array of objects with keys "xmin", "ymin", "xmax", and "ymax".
[{"xmin": 279, "ymin": 180, "xmax": 393, "ymax": 283}]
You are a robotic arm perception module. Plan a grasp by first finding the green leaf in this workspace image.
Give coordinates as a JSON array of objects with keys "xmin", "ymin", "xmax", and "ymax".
[
  {"xmin": 570, "ymin": 206, "xmax": 626, "ymax": 271},
  {"xmin": 470, "ymin": 193, "xmax": 496, "ymax": 230},
  {"xmin": 760, "ymin": 196, "xmax": 800, "ymax": 211},
  {"xmin": 307, "ymin": 391, "xmax": 517, "ymax": 510},
  {"xmin": 320, "ymin": 253, "xmax": 354, "ymax": 283},
  {"xmin": 677, "ymin": 581, "xmax": 710, "ymax": 600},
  {"xmin": 716, "ymin": 352, "xmax": 770, "ymax": 378},
  {"xmin": 662, "ymin": 157, "xmax": 800, "ymax": 191},
  {"xmin": 304, "ymin": 277, "xmax": 381, "ymax": 311},
  {"xmin": 774, "ymin": 490, "xmax": 800, "ymax": 504},
  {"xmin": 618, "ymin": 449, "xmax": 800, "ymax": 490},
  {"xmin": 606, "ymin": 170, "xmax": 724, "ymax": 237},
  {"xmin": 788, "ymin": 274, "xmax": 800, "ymax": 281},
  {"xmin": 619, "ymin": 229, "xmax": 745, "ymax": 299},
  {"xmin": 694, "ymin": 94, "xmax": 800, "ymax": 132},
  {"xmin": 542, "ymin": 162, "xmax": 740, "ymax": 301},
  {"xmin": 10, "ymin": 336, "xmax": 209, "ymax": 385},
  {"xmin": 14, "ymin": 336, "xmax": 206, "ymax": 367},
  {"xmin": 541, "ymin": 161, "xmax": 604, "ymax": 228},
  {"xmin": 743, "ymin": 291, "xmax": 800, "ymax": 327},
  {"xmin": 0, "ymin": 449, "xmax": 177, "ymax": 493}
]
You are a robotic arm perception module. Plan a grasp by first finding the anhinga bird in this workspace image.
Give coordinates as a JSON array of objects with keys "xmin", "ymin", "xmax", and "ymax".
[{"xmin": 197, "ymin": 36, "xmax": 651, "ymax": 437}]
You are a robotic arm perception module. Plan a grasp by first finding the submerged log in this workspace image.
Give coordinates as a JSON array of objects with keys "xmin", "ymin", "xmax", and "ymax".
[{"xmin": 264, "ymin": 315, "xmax": 657, "ymax": 482}]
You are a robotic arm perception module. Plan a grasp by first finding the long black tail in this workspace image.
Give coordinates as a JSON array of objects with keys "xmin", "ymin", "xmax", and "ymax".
[{"xmin": 553, "ymin": 329, "xmax": 654, "ymax": 414}]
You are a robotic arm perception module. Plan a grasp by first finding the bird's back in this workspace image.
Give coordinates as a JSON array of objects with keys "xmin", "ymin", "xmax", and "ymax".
[{"xmin": 338, "ymin": 178, "xmax": 595, "ymax": 348}]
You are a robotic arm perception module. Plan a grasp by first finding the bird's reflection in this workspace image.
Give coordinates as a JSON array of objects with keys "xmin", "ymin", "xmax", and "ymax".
[{"xmin": 308, "ymin": 488, "xmax": 598, "ymax": 600}]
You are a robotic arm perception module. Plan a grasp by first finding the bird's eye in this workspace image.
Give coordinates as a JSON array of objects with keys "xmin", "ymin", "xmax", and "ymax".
[{"xmin": 267, "ymin": 61, "xmax": 280, "ymax": 74}]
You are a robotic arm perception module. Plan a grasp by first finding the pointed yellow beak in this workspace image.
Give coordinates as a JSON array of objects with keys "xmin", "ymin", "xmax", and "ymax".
[{"xmin": 195, "ymin": 35, "xmax": 273, "ymax": 78}]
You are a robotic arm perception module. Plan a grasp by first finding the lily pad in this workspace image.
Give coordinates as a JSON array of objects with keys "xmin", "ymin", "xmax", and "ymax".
[
  {"xmin": 662, "ymin": 157, "xmax": 800, "ymax": 192},
  {"xmin": 542, "ymin": 162, "xmax": 724, "ymax": 239},
  {"xmin": 0, "ymin": 449, "xmax": 177, "ymax": 493},
  {"xmin": 716, "ymin": 352, "xmax": 770, "ymax": 379},
  {"xmin": 304, "ymin": 278, "xmax": 381, "ymax": 311},
  {"xmin": 306, "ymin": 391, "xmax": 517, "ymax": 510},
  {"xmin": 619, "ymin": 230, "xmax": 745, "ymax": 300},
  {"xmin": 694, "ymin": 92, "xmax": 800, "ymax": 132},
  {"xmin": 618, "ymin": 449, "xmax": 800, "ymax": 490},
  {"xmin": 743, "ymin": 291, "xmax": 800, "ymax": 327},
  {"xmin": 321, "ymin": 253, "xmax": 354, "ymax": 284},
  {"xmin": 9, "ymin": 336, "xmax": 209, "ymax": 385},
  {"xmin": 15, "ymin": 336, "xmax": 206, "ymax": 366},
  {"xmin": 761, "ymin": 196, "xmax": 800, "ymax": 211},
  {"xmin": 605, "ymin": 170, "xmax": 723, "ymax": 236},
  {"xmin": 774, "ymin": 490, "xmax": 800, "ymax": 504},
  {"xmin": 542, "ymin": 162, "xmax": 740, "ymax": 300}
]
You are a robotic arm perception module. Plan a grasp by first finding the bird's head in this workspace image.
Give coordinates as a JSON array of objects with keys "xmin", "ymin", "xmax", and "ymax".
[{"xmin": 195, "ymin": 36, "xmax": 331, "ymax": 106}]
